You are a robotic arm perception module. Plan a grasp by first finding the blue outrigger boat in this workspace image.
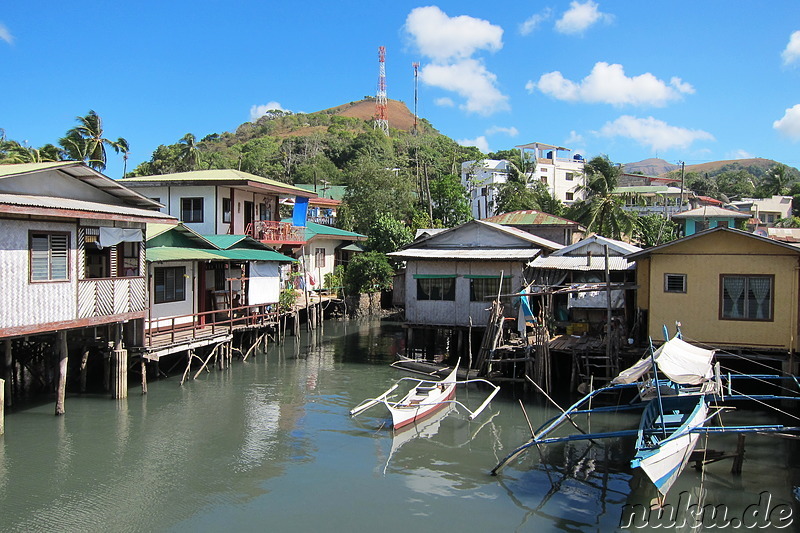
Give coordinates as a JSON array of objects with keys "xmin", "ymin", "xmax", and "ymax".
[{"xmin": 492, "ymin": 327, "xmax": 800, "ymax": 500}]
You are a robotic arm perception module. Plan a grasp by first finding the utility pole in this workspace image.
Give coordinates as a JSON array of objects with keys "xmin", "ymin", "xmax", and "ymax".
[{"xmin": 678, "ymin": 160, "xmax": 686, "ymax": 214}]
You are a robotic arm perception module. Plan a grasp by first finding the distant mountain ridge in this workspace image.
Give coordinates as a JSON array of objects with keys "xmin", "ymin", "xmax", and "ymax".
[{"xmin": 622, "ymin": 157, "xmax": 797, "ymax": 177}]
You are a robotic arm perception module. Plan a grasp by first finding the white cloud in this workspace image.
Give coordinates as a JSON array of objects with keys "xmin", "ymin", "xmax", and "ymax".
[
  {"xmin": 773, "ymin": 104, "xmax": 800, "ymax": 139},
  {"xmin": 405, "ymin": 6, "xmax": 502, "ymax": 62},
  {"xmin": 421, "ymin": 59, "xmax": 509, "ymax": 115},
  {"xmin": 485, "ymin": 126, "xmax": 519, "ymax": 137},
  {"xmin": 457, "ymin": 135, "xmax": 489, "ymax": 153},
  {"xmin": 565, "ymin": 130, "xmax": 584, "ymax": 145},
  {"xmin": 555, "ymin": 1, "xmax": 613, "ymax": 35},
  {"xmin": 729, "ymin": 149, "xmax": 755, "ymax": 159},
  {"xmin": 519, "ymin": 9, "xmax": 551, "ymax": 36},
  {"xmin": 598, "ymin": 115, "xmax": 714, "ymax": 152},
  {"xmin": 0, "ymin": 23, "xmax": 13, "ymax": 45},
  {"xmin": 781, "ymin": 31, "xmax": 800, "ymax": 66},
  {"xmin": 249, "ymin": 102, "xmax": 288, "ymax": 122},
  {"xmin": 405, "ymin": 7, "xmax": 507, "ymax": 116},
  {"xmin": 533, "ymin": 62, "xmax": 693, "ymax": 107},
  {"xmin": 434, "ymin": 97, "xmax": 455, "ymax": 107},
  {"xmin": 524, "ymin": 80, "xmax": 536, "ymax": 94}
]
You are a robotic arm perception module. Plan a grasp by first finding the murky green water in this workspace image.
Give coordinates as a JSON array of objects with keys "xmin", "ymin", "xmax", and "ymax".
[{"xmin": 0, "ymin": 320, "xmax": 797, "ymax": 532}]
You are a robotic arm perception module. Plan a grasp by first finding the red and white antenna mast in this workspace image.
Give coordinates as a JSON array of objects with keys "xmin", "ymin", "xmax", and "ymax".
[
  {"xmin": 412, "ymin": 62, "xmax": 419, "ymax": 135},
  {"xmin": 375, "ymin": 46, "xmax": 389, "ymax": 136}
]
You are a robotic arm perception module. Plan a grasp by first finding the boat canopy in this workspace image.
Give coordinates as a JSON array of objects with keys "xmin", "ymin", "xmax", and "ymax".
[{"xmin": 612, "ymin": 337, "xmax": 715, "ymax": 386}]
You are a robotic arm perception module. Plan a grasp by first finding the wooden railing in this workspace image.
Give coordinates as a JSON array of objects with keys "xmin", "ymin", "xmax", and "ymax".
[
  {"xmin": 145, "ymin": 303, "xmax": 280, "ymax": 348},
  {"xmin": 245, "ymin": 220, "xmax": 305, "ymax": 243}
]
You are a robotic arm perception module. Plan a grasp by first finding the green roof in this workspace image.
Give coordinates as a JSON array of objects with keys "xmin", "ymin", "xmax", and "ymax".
[
  {"xmin": 295, "ymin": 184, "xmax": 347, "ymax": 201},
  {"xmin": 212, "ymin": 248, "xmax": 295, "ymax": 262},
  {"xmin": 122, "ymin": 169, "xmax": 315, "ymax": 197},
  {"xmin": 147, "ymin": 247, "xmax": 224, "ymax": 262},
  {"xmin": 201, "ymin": 234, "xmax": 248, "ymax": 249},
  {"xmin": 0, "ymin": 161, "xmax": 80, "ymax": 177},
  {"xmin": 282, "ymin": 219, "xmax": 366, "ymax": 241}
]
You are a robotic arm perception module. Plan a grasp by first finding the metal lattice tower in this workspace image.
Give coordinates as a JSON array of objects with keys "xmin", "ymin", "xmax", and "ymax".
[
  {"xmin": 375, "ymin": 46, "xmax": 389, "ymax": 136},
  {"xmin": 412, "ymin": 62, "xmax": 420, "ymax": 135}
]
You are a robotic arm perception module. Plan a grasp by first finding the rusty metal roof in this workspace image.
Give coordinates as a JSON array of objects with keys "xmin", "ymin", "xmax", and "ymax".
[
  {"xmin": 483, "ymin": 210, "xmax": 581, "ymax": 227},
  {"xmin": 529, "ymin": 256, "xmax": 635, "ymax": 271},
  {"xmin": 0, "ymin": 193, "xmax": 176, "ymax": 222},
  {"xmin": 388, "ymin": 248, "xmax": 542, "ymax": 260}
]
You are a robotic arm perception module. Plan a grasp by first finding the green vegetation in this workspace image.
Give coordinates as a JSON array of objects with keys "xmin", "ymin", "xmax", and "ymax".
[{"xmin": 343, "ymin": 251, "xmax": 394, "ymax": 296}]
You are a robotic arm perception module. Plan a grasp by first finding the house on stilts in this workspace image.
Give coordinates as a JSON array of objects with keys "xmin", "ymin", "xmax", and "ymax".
[{"xmin": 0, "ymin": 162, "xmax": 176, "ymax": 414}]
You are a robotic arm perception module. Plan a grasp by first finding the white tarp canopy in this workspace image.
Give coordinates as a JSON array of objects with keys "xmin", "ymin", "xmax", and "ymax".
[
  {"xmin": 612, "ymin": 337, "xmax": 715, "ymax": 386},
  {"xmin": 99, "ymin": 227, "xmax": 143, "ymax": 248},
  {"xmin": 249, "ymin": 261, "xmax": 280, "ymax": 305}
]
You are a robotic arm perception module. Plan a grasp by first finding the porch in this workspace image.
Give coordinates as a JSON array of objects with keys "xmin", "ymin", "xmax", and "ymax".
[{"xmin": 245, "ymin": 220, "xmax": 306, "ymax": 246}]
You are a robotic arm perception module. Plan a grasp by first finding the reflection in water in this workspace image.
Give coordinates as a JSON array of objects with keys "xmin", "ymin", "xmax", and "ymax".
[{"xmin": 0, "ymin": 320, "xmax": 796, "ymax": 532}]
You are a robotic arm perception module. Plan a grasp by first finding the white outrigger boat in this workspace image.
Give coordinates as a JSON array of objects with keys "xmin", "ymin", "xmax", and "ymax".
[
  {"xmin": 350, "ymin": 360, "xmax": 500, "ymax": 430},
  {"xmin": 492, "ymin": 326, "xmax": 800, "ymax": 500}
]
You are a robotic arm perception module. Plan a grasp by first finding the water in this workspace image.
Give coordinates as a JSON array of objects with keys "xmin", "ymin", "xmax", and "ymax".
[{"xmin": 0, "ymin": 320, "xmax": 798, "ymax": 532}]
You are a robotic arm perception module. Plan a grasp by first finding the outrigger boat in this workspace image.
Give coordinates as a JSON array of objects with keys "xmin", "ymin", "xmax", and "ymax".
[
  {"xmin": 350, "ymin": 360, "xmax": 500, "ymax": 430},
  {"xmin": 492, "ymin": 327, "xmax": 800, "ymax": 499}
]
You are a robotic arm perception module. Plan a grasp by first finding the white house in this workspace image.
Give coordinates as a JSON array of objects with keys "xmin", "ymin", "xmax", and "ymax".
[
  {"xmin": 516, "ymin": 142, "xmax": 586, "ymax": 206},
  {"xmin": 730, "ymin": 195, "xmax": 793, "ymax": 226},
  {"xmin": 461, "ymin": 159, "xmax": 512, "ymax": 220}
]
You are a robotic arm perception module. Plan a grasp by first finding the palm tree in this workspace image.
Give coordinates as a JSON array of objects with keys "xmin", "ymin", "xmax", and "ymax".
[
  {"xmin": 59, "ymin": 110, "xmax": 128, "ymax": 172},
  {"xmin": 567, "ymin": 155, "xmax": 636, "ymax": 240},
  {"xmin": 761, "ymin": 164, "xmax": 793, "ymax": 197},
  {"xmin": 178, "ymin": 133, "xmax": 201, "ymax": 171}
]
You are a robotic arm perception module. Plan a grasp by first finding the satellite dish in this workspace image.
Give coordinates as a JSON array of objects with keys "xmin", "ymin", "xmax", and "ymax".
[{"xmin": 754, "ymin": 228, "xmax": 768, "ymax": 237}]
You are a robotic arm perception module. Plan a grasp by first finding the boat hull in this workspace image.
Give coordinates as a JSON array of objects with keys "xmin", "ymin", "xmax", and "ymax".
[
  {"xmin": 632, "ymin": 396, "xmax": 707, "ymax": 496},
  {"xmin": 390, "ymin": 385, "xmax": 456, "ymax": 429}
]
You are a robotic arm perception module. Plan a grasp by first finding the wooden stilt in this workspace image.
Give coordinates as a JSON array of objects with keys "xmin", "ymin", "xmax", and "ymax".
[
  {"xmin": 4, "ymin": 339, "xmax": 12, "ymax": 408},
  {"xmin": 0, "ymin": 378, "xmax": 4, "ymax": 435},
  {"xmin": 141, "ymin": 359, "xmax": 148, "ymax": 394},
  {"xmin": 55, "ymin": 330, "xmax": 68, "ymax": 415},
  {"xmin": 79, "ymin": 347, "xmax": 90, "ymax": 393},
  {"xmin": 194, "ymin": 343, "xmax": 222, "ymax": 379},
  {"xmin": 111, "ymin": 324, "xmax": 128, "ymax": 399},
  {"xmin": 731, "ymin": 434, "xmax": 746, "ymax": 474},
  {"xmin": 181, "ymin": 349, "xmax": 194, "ymax": 385}
]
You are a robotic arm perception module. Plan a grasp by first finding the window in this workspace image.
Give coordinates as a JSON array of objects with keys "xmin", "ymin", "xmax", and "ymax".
[
  {"xmin": 222, "ymin": 198, "xmax": 231, "ymax": 224},
  {"xmin": 314, "ymin": 248, "xmax": 326, "ymax": 269},
  {"xmin": 118, "ymin": 242, "xmax": 140, "ymax": 277},
  {"xmin": 540, "ymin": 177, "xmax": 548, "ymax": 185},
  {"xmin": 470, "ymin": 276, "xmax": 511, "ymax": 302},
  {"xmin": 180, "ymin": 197, "xmax": 204, "ymax": 223},
  {"xmin": 664, "ymin": 273, "xmax": 686, "ymax": 293},
  {"xmin": 716, "ymin": 220, "xmax": 729, "ymax": 228},
  {"xmin": 566, "ymin": 172, "xmax": 574, "ymax": 181},
  {"xmin": 721, "ymin": 275, "xmax": 773, "ymax": 321},
  {"xmin": 417, "ymin": 277, "xmax": 455, "ymax": 301},
  {"xmin": 565, "ymin": 192, "xmax": 574, "ymax": 201},
  {"xmin": 154, "ymin": 266, "xmax": 186, "ymax": 304},
  {"xmin": 695, "ymin": 220, "xmax": 709, "ymax": 232},
  {"xmin": 30, "ymin": 233, "xmax": 69, "ymax": 282}
]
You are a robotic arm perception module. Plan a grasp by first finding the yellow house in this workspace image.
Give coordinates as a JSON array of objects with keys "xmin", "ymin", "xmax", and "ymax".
[{"xmin": 627, "ymin": 227, "xmax": 800, "ymax": 361}]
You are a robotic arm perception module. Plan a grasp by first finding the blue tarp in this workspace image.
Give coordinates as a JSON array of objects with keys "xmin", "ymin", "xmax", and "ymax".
[{"xmin": 292, "ymin": 196, "xmax": 309, "ymax": 227}]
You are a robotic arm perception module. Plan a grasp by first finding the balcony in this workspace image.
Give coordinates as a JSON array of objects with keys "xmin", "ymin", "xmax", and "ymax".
[{"xmin": 246, "ymin": 220, "xmax": 306, "ymax": 246}]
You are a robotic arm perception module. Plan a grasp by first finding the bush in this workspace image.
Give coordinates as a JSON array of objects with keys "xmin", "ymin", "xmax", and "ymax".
[{"xmin": 343, "ymin": 252, "xmax": 394, "ymax": 295}]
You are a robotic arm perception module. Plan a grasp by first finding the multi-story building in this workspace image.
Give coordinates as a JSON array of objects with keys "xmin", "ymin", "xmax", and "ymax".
[{"xmin": 460, "ymin": 143, "xmax": 586, "ymax": 220}]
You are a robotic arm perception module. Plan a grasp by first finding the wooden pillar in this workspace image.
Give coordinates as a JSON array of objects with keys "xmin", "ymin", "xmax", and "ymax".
[
  {"xmin": 140, "ymin": 359, "xmax": 148, "ymax": 394},
  {"xmin": 4, "ymin": 339, "xmax": 12, "ymax": 408},
  {"xmin": 0, "ymin": 378, "xmax": 4, "ymax": 435},
  {"xmin": 55, "ymin": 330, "xmax": 68, "ymax": 415},
  {"xmin": 79, "ymin": 347, "xmax": 90, "ymax": 393},
  {"xmin": 111, "ymin": 323, "xmax": 128, "ymax": 399}
]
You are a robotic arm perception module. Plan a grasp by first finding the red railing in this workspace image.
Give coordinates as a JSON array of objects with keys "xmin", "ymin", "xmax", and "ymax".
[
  {"xmin": 245, "ymin": 220, "xmax": 306, "ymax": 244},
  {"xmin": 145, "ymin": 304, "xmax": 280, "ymax": 348}
]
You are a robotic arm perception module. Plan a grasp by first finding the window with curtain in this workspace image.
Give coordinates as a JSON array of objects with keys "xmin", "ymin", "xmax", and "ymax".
[
  {"xmin": 416, "ymin": 277, "xmax": 455, "ymax": 301},
  {"xmin": 721, "ymin": 275, "xmax": 773, "ymax": 321},
  {"xmin": 470, "ymin": 277, "xmax": 512, "ymax": 302}
]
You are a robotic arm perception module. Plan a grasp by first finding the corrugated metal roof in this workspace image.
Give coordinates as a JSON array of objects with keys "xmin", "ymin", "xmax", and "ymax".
[
  {"xmin": 281, "ymin": 220, "xmax": 366, "ymax": 241},
  {"xmin": 146, "ymin": 246, "xmax": 295, "ymax": 263},
  {"xmin": 0, "ymin": 161, "xmax": 76, "ymax": 177},
  {"xmin": 122, "ymin": 169, "xmax": 315, "ymax": 197},
  {"xmin": 202, "ymin": 234, "xmax": 247, "ymax": 249},
  {"xmin": 483, "ymin": 210, "xmax": 581, "ymax": 226},
  {"xmin": 388, "ymin": 248, "xmax": 540, "ymax": 260},
  {"xmin": 0, "ymin": 193, "xmax": 176, "ymax": 221},
  {"xmin": 529, "ymin": 256, "xmax": 635, "ymax": 271},
  {"xmin": 671, "ymin": 205, "xmax": 750, "ymax": 219}
]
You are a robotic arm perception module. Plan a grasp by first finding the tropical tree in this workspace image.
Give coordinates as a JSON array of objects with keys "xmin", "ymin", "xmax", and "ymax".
[
  {"xmin": 567, "ymin": 155, "xmax": 636, "ymax": 240},
  {"xmin": 758, "ymin": 163, "xmax": 795, "ymax": 197},
  {"xmin": 342, "ymin": 251, "xmax": 394, "ymax": 295},
  {"xmin": 365, "ymin": 213, "xmax": 414, "ymax": 256},
  {"xmin": 59, "ymin": 110, "xmax": 128, "ymax": 173},
  {"xmin": 633, "ymin": 213, "xmax": 679, "ymax": 247},
  {"xmin": 428, "ymin": 174, "xmax": 471, "ymax": 226},
  {"xmin": 178, "ymin": 133, "xmax": 201, "ymax": 171}
]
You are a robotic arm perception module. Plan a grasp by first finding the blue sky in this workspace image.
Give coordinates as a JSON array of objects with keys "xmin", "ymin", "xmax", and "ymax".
[{"xmin": 3, "ymin": 1, "xmax": 800, "ymax": 179}]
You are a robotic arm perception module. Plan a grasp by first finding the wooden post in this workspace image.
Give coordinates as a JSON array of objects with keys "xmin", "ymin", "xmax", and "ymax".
[
  {"xmin": 731, "ymin": 434, "xmax": 746, "ymax": 474},
  {"xmin": 55, "ymin": 330, "xmax": 68, "ymax": 415},
  {"xmin": 4, "ymin": 339, "xmax": 12, "ymax": 408},
  {"xmin": 0, "ymin": 378, "xmax": 4, "ymax": 435},
  {"xmin": 111, "ymin": 323, "xmax": 128, "ymax": 399},
  {"xmin": 140, "ymin": 359, "xmax": 148, "ymax": 395},
  {"xmin": 79, "ymin": 347, "xmax": 90, "ymax": 393}
]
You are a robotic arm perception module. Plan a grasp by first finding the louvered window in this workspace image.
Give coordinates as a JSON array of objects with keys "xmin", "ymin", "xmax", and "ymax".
[
  {"xmin": 30, "ymin": 233, "xmax": 69, "ymax": 282},
  {"xmin": 664, "ymin": 274, "xmax": 686, "ymax": 293},
  {"xmin": 154, "ymin": 266, "xmax": 186, "ymax": 304}
]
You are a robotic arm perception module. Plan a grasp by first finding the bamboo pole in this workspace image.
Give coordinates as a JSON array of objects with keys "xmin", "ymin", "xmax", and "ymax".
[
  {"xmin": 0, "ymin": 378, "xmax": 4, "ymax": 435},
  {"xmin": 141, "ymin": 359, "xmax": 148, "ymax": 394},
  {"xmin": 79, "ymin": 347, "xmax": 90, "ymax": 393},
  {"xmin": 4, "ymin": 339, "xmax": 11, "ymax": 408}
]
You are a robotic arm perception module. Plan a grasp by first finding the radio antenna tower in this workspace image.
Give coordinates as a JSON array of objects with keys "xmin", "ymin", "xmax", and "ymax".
[
  {"xmin": 412, "ymin": 62, "xmax": 419, "ymax": 135},
  {"xmin": 375, "ymin": 46, "xmax": 389, "ymax": 136}
]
